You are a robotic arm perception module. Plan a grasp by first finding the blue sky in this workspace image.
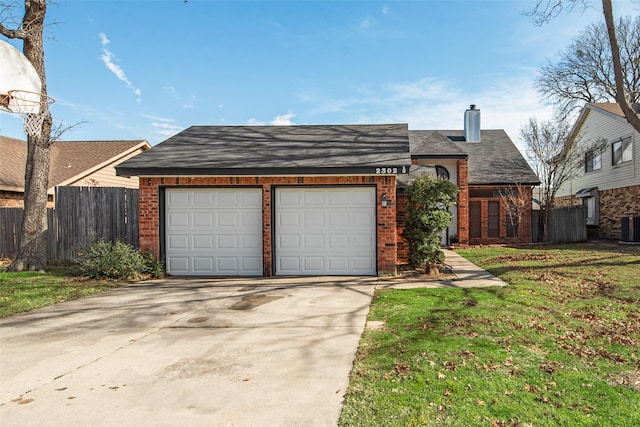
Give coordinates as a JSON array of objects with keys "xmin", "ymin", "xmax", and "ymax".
[{"xmin": 1, "ymin": 0, "xmax": 638, "ymax": 151}]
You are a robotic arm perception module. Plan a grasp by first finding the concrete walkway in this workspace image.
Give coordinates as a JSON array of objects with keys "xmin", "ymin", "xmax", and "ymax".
[
  {"xmin": 0, "ymin": 251, "xmax": 503, "ymax": 427},
  {"xmin": 377, "ymin": 249, "xmax": 507, "ymax": 289}
]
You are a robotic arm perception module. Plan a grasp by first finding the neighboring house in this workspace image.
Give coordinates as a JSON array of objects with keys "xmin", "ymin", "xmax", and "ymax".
[
  {"xmin": 555, "ymin": 103, "xmax": 640, "ymax": 240},
  {"xmin": 116, "ymin": 107, "xmax": 538, "ymax": 277},
  {"xmin": 0, "ymin": 136, "xmax": 150, "ymax": 207}
]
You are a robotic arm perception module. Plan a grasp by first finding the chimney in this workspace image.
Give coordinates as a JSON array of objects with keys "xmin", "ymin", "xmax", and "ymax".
[{"xmin": 464, "ymin": 104, "xmax": 481, "ymax": 142}]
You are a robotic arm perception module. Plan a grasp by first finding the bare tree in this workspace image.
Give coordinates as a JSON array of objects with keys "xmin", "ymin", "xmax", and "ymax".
[
  {"xmin": 499, "ymin": 183, "xmax": 530, "ymax": 243},
  {"xmin": 1, "ymin": 0, "xmax": 53, "ymax": 271},
  {"xmin": 520, "ymin": 117, "xmax": 605, "ymax": 241},
  {"xmin": 536, "ymin": 16, "xmax": 640, "ymax": 119},
  {"xmin": 526, "ymin": 0, "xmax": 640, "ymax": 133}
]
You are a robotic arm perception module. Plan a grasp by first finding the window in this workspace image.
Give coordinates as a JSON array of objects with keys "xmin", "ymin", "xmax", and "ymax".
[
  {"xmin": 585, "ymin": 149, "xmax": 601, "ymax": 172},
  {"xmin": 470, "ymin": 201, "xmax": 481, "ymax": 238},
  {"xmin": 435, "ymin": 165, "xmax": 450, "ymax": 180},
  {"xmin": 612, "ymin": 137, "xmax": 632, "ymax": 165},
  {"xmin": 488, "ymin": 202, "xmax": 500, "ymax": 237},
  {"xmin": 575, "ymin": 187, "xmax": 599, "ymax": 226}
]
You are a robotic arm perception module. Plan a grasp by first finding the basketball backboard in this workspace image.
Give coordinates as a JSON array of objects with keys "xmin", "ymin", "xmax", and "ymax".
[{"xmin": 0, "ymin": 39, "xmax": 43, "ymax": 114}]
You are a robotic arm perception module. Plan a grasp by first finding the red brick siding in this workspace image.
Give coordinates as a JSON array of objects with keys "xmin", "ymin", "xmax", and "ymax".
[
  {"xmin": 139, "ymin": 175, "xmax": 397, "ymax": 276},
  {"xmin": 468, "ymin": 186, "xmax": 533, "ymax": 245},
  {"xmin": 396, "ymin": 194, "xmax": 408, "ymax": 262},
  {"xmin": 556, "ymin": 184, "xmax": 640, "ymax": 239},
  {"xmin": 0, "ymin": 191, "xmax": 24, "ymax": 207},
  {"xmin": 457, "ymin": 159, "xmax": 469, "ymax": 247},
  {"xmin": 0, "ymin": 191, "xmax": 54, "ymax": 208}
]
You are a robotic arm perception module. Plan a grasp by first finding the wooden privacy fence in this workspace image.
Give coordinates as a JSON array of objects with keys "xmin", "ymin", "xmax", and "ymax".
[
  {"xmin": 0, "ymin": 186, "xmax": 139, "ymax": 260},
  {"xmin": 548, "ymin": 205, "xmax": 587, "ymax": 243}
]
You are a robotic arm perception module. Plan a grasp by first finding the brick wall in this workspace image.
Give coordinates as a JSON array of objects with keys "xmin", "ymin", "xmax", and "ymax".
[
  {"xmin": 0, "ymin": 191, "xmax": 54, "ymax": 208},
  {"xmin": 556, "ymin": 184, "xmax": 640, "ymax": 239},
  {"xmin": 457, "ymin": 159, "xmax": 469, "ymax": 246},
  {"xmin": 468, "ymin": 186, "xmax": 533, "ymax": 245},
  {"xmin": 0, "ymin": 191, "xmax": 24, "ymax": 207},
  {"xmin": 139, "ymin": 175, "xmax": 398, "ymax": 276}
]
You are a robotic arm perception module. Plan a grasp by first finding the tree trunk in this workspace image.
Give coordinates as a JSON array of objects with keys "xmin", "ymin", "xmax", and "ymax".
[
  {"xmin": 7, "ymin": 0, "xmax": 52, "ymax": 272},
  {"xmin": 602, "ymin": 0, "xmax": 640, "ymax": 134}
]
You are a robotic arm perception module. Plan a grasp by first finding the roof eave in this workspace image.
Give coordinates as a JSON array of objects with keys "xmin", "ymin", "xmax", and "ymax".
[{"xmin": 116, "ymin": 165, "xmax": 412, "ymax": 177}]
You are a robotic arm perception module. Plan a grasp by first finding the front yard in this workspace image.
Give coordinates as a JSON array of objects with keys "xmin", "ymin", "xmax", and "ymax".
[
  {"xmin": 0, "ymin": 261, "xmax": 128, "ymax": 318},
  {"xmin": 339, "ymin": 243, "xmax": 640, "ymax": 426}
]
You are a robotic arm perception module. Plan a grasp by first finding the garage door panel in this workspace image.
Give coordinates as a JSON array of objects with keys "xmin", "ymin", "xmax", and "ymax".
[
  {"xmin": 328, "ymin": 234, "xmax": 348, "ymax": 249},
  {"xmin": 304, "ymin": 234, "xmax": 324, "ymax": 249},
  {"xmin": 275, "ymin": 187, "xmax": 376, "ymax": 275},
  {"xmin": 167, "ymin": 257, "xmax": 189, "ymax": 273},
  {"xmin": 193, "ymin": 213, "xmax": 213, "ymax": 227},
  {"xmin": 217, "ymin": 235, "xmax": 238, "ymax": 249},
  {"xmin": 167, "ymin": 212, "xmax": 189, "ymax": 227},
  {"xmin": 168, "ymin": 235, "xmax": 189, "ymax": 249},
  {"xmin": 278, "ymin": 234, "xmax": 299, "ymax": 248},
  {"xmin": 278, "ymin": 256, "xmax": 300, "ymax": 272},
  {"xmin": 328, "ymin": 190, "xmax": 349, "ymax": 205},
  {"xmin": 303, "ymin": 191, "xmax": 324, "ymax": 205},
  {"xmin": 328, "ymin": 257, "xmax": 349, "ymax": 271},
  {"xmin": 193, "ymin": 258, "xmax": 214, "ymax": 272},
  {"xmin": 328, "ymin": 211, "xmax": 350, "ymax": 226},
  {"xmin": 165, "ymin": 188, "xmax": 262, "ymax": 276},
  {"xmin": 193, "ymin": 235, "xmax": 213, "ymax": 249},
  {"xmin": 193, "ymin": 191, "xmax": 214, "ymax": 206},
  {"xmin": 303, "ymin": 257, "xmax": 324, "ymax": 271},
  {"xmin": 167, "ymin": 191, "xmax": 189, "ymax": 205},
  {"xmin": 303, "ymin": 211, "xmax": 323, "ymax": 226},
  {"xmin": 242, "ymin": 235, "xmax": 262, "ymax": 249},
  {"xmin": 242, "ymin": 211, "xmax": 262, "ymax": 227}
]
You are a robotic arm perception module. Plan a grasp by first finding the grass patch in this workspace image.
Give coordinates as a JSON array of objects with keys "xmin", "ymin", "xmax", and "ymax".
[
  {"xmin": 340, "ymin": 243, "xmax": 640, "ymax": 426},
  {"xmin": 0, "ymin": 260, "xmax": 129, "ymax": 318}
]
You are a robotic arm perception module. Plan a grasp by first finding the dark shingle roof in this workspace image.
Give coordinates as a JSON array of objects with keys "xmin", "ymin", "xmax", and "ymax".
[
  {"xmin": 0, "ymin": 136, "xmax": 149, "ymax": 192},
  {"xmin": 116, "ymin": 124, "xmax": 412, "ymax": 176},
  {"xmin": 409, "ymin": 130, "xmax": 539, "ymax": 185}
]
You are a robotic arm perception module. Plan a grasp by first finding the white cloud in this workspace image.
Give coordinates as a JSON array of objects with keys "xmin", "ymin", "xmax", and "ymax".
[
  {"xmin": 98, "ymin": 32, "xmax": 141, "ymax": 103},
  {"xmin": 162, "ymin": 85, "xmax": 195, "ymax": 109},
  {"xmin": 360, "ymin": 17, "xmax": 374, "ymax": 30},
  {"xmin": 143, "ymin": 114, "xmax": 174, "ymax": 122},
  {"xmin": 247, "ymin": 112, "xmax": 296, "ymax": 126},
  {"xmin": 271, "ymin": 112, "xmax": 296, "ymax": 125},
  {"xmin": 382, "ymin": 5, "xmax": 390, "ymax": 15},
  {"xmin": 247, "ymin": 118, "xmax": 266, "ymax": 125},
  {"xmin": 301, "ymin": 74, "xmax": 555, "ymax": 155},
  {"xmin": 151, "ymin": 120, "xmax": 183, "ymax": 137}
]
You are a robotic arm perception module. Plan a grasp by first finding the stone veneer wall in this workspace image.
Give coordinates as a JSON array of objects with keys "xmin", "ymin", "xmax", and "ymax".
[
  {"xmin": 555, "ymin": 184, "xmax": 640, "ymax": 239},
  {"xmin": 139, "ymin": 175, "xmax": 398, "ymax": 276}
]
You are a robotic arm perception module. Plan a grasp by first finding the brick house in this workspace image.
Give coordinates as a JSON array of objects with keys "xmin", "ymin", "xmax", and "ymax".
[
  {"xmin": 554, "ymin": 103, "xmax": 640, "ymax": 240},
  {"xmin": 116, "ymin": 110, "xmax": 538, "ymax": 277},
  {"xmin": 0, "ymin": 136, "xmax": 150, "ymax": 207}
]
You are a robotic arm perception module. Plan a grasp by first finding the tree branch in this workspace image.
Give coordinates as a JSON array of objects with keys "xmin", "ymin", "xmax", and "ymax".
[{"xmin": 602, "ymin": 0, "xmax": 640, "ymax": 133}]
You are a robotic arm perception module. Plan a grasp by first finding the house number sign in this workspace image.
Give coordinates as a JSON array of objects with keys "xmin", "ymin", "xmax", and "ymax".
[{"xmin": 374, "ymin": 166, "xmax": 407, "ymax": 174}]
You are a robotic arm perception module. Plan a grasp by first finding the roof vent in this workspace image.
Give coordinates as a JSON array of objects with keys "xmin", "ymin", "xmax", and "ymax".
[{"xmin": 464, "ymin": 104, "xmax": 481, "ymax": 142}]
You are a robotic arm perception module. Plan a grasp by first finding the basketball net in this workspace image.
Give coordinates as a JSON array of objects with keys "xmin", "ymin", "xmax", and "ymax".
[{"xmin": 3, "ymin": 90, "xmax": 55, "ymax": 137}]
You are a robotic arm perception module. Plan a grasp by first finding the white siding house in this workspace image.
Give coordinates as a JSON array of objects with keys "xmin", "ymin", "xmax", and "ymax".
[{"xmin": 556, "ymin": 103, "xmax": 640, "ymax": 239}]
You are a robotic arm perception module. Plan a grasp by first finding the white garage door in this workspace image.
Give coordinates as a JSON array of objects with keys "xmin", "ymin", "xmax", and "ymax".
[
  {"xmin": 165, "ymin": 188, "xmax": 263, "ymax": 276},
  {"xmin": 275, "ymin": 187, "xmax": 376, "ymax": 275}
]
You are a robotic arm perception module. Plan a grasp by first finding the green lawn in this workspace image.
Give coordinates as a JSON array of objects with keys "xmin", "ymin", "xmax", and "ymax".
[
  {"xmin": 340, "ymin": 243, "xmax": 640, "ymax": 427},
  {"xmin": 0, "ymin": 261, "xmax": 128, "ymax": 318}
]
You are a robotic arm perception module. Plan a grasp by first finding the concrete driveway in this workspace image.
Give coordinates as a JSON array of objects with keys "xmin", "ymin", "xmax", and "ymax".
[{"xmin": 0, "ymin": 277, "xmax": 376, "ymax": 427}]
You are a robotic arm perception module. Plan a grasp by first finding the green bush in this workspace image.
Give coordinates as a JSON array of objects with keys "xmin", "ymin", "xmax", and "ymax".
[
  {"xmin": 78, "ymin": 239, "xmax": 164, "ymax": 280},
  {"xmin": 402, "ymin": 175, "xmax": 458, "ymax": 271}
]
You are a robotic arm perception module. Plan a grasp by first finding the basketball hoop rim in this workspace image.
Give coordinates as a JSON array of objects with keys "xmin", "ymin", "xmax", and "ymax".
[{"xmin": 0, "ymin": 89, "xmax": 55, "ymax": 114}]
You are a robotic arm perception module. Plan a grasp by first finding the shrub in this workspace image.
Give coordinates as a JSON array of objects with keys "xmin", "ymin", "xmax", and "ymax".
[
  {"xmin": 78, "ymin": 239, "xmax": 163, "ymax": 280},
  {"xmin": 402, "ymin": 175, "xmax": 458, "ymax": 272}
]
